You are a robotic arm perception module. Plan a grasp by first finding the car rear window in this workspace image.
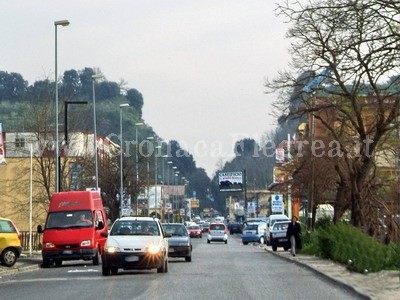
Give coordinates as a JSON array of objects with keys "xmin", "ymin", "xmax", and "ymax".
[
  {"xmin": 0, "ymin": 220, "xmax": 17, "ymax": 233},
  {"xmin": 273, "ymin": 223, "xmax": 290, "ymax": 230},
  {"xmin": 244, "ymin": 225, "xmax": 258, "ymax": 231},
  {"xmin": 210, "ymin": 224, "xmax": 225, "ymax": 230}
]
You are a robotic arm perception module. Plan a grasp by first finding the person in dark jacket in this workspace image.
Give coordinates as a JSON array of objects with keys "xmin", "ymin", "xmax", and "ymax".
[{"xmin": 286, "ymin": 216, "xmax": 301, "ymax": 256}]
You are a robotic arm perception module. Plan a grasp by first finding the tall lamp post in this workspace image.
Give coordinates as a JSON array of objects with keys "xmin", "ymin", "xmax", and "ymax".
[
  {"xmin": 63, "ymin": 101, "xmax": 87, "ymax": 191},
  {"xmin": 154, "ymin": 145, "xmax": 161, "ymax": 218},
  {"xmin": 135, "ymin": 122, "xmax": 144, "ymax": 215},
  {"xmin": 54, "ymin": 19, "xmax": 70, "ymax": 193},
  {"xmin": 119, "ymin": 103, "xmax": 129, "ymax": 216},
  {"xmin": 92, "ymin": 74, "xmax": 103, "ymax": 190}
]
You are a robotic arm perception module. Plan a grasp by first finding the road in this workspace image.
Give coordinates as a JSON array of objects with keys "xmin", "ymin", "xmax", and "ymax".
[{"xmin": 0, "ymin": 234, "xmax": 364, "ymax": 300}]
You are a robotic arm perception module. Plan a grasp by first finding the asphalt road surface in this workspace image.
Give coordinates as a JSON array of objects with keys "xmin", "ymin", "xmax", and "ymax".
[{"xmin": 0, "ymin": 234, "xmax": 364, "ymax": 300}]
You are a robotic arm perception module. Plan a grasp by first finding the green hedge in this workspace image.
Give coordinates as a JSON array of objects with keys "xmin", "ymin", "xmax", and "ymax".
[{"xmin": 301, "ymin": 222, "xmax": 400, "ymax": 273}]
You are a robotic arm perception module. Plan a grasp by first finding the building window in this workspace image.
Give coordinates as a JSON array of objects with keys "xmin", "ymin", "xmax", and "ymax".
[{"xmin": 15, "ymin": 138, "xmax": 25, "ymax": 148}]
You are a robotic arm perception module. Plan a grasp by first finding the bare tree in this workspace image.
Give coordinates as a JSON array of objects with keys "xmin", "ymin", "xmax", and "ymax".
[{"xmin": 266, "ymin": 0, "xmax": 400, "ymax": 230}]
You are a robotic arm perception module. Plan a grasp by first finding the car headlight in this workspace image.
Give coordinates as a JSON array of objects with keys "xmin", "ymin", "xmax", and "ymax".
[
  {"xmin": 45, "ymin": 242, "xmax": 55, "ymax": 248},
  {"xmin": 80, "ymin": 240, "xmax": 91, "ymax": 247},
  {"xmin": 104, "ymin": 245, "xmax": 121, "ymax": 253},
  {"xmin": 147, "ymin": 244, "xmax": 162, "ymax": 254}
]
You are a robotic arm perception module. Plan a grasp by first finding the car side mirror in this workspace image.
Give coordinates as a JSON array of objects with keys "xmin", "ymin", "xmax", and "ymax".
[
  {"xmin": 37, "ymin": 224, "xmax": 44, "ymax": 233},
  {"xmin": 97, "ymin": 221, "xmax": 105, "ymax": 230}
]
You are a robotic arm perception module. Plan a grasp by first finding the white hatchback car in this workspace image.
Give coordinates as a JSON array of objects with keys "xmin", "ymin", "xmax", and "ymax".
[
  {"xmin": 207, "ymin": 223, "xmax": 228, "ymax": 244},
  {"xmin": 101, "ymin": 216, "xmax": 169, "ymax": 275}
]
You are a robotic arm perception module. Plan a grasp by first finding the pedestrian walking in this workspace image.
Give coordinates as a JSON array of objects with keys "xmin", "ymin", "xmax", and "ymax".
[{"xmin": 286, "ymin": 216, "xmax": 301, "ymax": 256}]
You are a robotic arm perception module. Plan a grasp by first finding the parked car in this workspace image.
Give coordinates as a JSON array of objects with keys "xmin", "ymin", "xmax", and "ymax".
[
  {"xmin": 265, "ymin": 214, "xmax": 290, "ymax": 245},
  {"xmin": 228, "ymin": 221, "xmax": 242, "ymax": 234},
  {"xmin": 241, "ymin": 222, "xmax": 267, "ymax": 245},
  {"xmin": 207, "ymin": 223, "xmax": 228, "ymax": 244},
  {"xmin": 101, "ymin": 216, "xmax": 170, "ymax": 275},
  {"xmin": 162, "ymin": 223, "xmax": 192, "ymax": 262},
  {"xmin": 0, "ymin": 217, "xmax": 23, "ymax": 267},
  {"xmin": 269, "ymin": 221, "xmax": 291, "ymax": 251},
  {"xmin": 187, "ymin": 225, "xmax": 202, "ymax": 238}
]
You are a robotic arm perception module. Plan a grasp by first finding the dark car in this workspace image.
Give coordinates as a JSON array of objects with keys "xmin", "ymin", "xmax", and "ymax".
[
  {"xmin": 162, "ymin": 223, "xmax": 192, "ymax": 262},
  {"xmin": 228, "ymin": 221, "xmax": 242, "ymax": 234}
]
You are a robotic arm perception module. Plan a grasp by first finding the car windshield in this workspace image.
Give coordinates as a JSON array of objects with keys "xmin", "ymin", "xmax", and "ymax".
[
  {"xmin": 111, "ymin": 220, "xmax": 160, "ymax": 236},
  {"xmin": 188, "ymin": 226, "xmax": 200, "ymax": 230},
  {"xmin": 46, "ymin": 210, "xmax": 93, "ymax": 229},
  {"xmin": 162, "ymin": 224, "xmax": 188, "ymax": 237}
]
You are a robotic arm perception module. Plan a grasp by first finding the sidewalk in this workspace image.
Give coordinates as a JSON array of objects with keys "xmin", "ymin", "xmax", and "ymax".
[
  {"xmin": 263, "ymin": 245, "xmax": 400, "ymax": 300},
  {"xmin": 0, "ymin": 252, "xmax": 42, "ymax": 277}
]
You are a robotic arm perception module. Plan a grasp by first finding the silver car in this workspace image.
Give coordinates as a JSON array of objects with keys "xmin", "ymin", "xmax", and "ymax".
[{"xmin": 207, "ymin": 223, "xmax": 228, "ymax": 244}]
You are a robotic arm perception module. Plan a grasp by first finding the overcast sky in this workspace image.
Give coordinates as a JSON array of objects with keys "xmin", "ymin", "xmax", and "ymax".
[{"xmin": 1, "ymin": 0, "xmax": 291, "ymax": 177}]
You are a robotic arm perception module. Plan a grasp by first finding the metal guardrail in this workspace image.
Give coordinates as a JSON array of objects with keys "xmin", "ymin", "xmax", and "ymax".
[{"xmin": 19, "ymin": 231, "xmax": 42, "ymax": 251}]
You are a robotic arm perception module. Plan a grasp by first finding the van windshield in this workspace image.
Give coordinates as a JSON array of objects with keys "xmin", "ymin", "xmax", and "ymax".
[{"xmin": 46, "ymin": 211, "xmax": 93, "ymax": 229}]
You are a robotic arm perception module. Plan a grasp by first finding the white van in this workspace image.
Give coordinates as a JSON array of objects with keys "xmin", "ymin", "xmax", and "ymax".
[{"xmin": 265, "ymin": 214, "xmax": 289, "ymax": 245}]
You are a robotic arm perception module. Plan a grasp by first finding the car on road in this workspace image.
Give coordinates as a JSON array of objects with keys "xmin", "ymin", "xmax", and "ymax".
[
  {"xmin": 207, "ymin": 223, "xmax": 228, "ymax": 244},
  {"xmin": 0, "ymin": 217, "xmax": 23, "ymax": 267},
  {"xmin": 187, "ymin": 225, "xmax": 202, "ymax": 238},
  {"xmin": 162, "ymin": 223, "xmax": 192, "ymax": 262},
  {"xmin": 265, "ymin": 214, "xmax": 290, "ymax": 245},
  {"xmin": 241, "ymin": 222, "xmax": 267, "ymax": 245},
  {"xmin": 228, "ymin": 221, "xmax": 242, "ymax": 234},
  {"xmin": 101, "ymin": 216, "xmax": 170, "ymax": 275},
  {"xmin": 269, "ymin": 221, "xmax": 291, "ymax": 251}
]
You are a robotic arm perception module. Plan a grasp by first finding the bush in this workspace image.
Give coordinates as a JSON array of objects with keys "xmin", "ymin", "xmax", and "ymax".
[{"xmin": 301, "ymin": 222, "xmax": 399, "ymax": 273}]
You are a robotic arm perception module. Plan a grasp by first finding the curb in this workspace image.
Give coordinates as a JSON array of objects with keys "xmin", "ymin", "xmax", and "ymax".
[{"xmin": 264, "ymin": 247, "xmax": 371, "ymax": 300}]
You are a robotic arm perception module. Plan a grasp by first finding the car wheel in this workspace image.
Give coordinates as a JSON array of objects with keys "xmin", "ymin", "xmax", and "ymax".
[
  {"xmin": 200, "ymin": 234, "xmax": 202, "ymax": 238},
  {"xmin": 42, "ymin": 259, "xmax": 51, "ymax": 268},
  {"xmin": 54, "ymin": 259, "xmax": 62, "ymax": 267},
  {"xmin": 0, "ymin": 248, "xmax": 18, "ymax": 267},
  {"xmin": 185, "ymin": 252, "xmax": 192, "ymax": 262},
  {"xmin": 284, "ymin": 246, "xmax": 289, "ymax": 251},
  {"xmin": 102, "ymin": 263, "xmax": 111, "ymax": 276},
  {"xmin": 259, "ymin": 236, "xmax": 265, "ymax": 245},
  {"xmin": 111, "ymin": 268, "xmax": 118, "ymax": 275},
  {"xmin": 92, "ymin": 251, "xmax": 99, "ymax": 265},
  {"xmin": 207, "ymin": 239, "xmax": 210, "ymax": 244},
  {"xmin": 272, "ymin": 244, "xmax": 277, "ymax": 251},
  {"xmin": 157, "ymin": 256, "xmax": 168, "ymax": 273}
]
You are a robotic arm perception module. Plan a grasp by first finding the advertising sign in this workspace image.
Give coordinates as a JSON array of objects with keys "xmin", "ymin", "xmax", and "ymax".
[
  {"xmin": 218, "ymin": 171, "xmax": 243, "ymax": 192},
  {"xmin": 275, "ymin": 148, "xmax": 284, "ymax": 164},
  {"xmin": 271, "ymin": 194, "xmax": 284, "ymax": 214}
]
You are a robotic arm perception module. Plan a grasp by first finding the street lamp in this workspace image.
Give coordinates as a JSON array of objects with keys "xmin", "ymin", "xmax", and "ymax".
[
  {"xmin": 119, "ymin": 103, "xmax": 129, "ymax": 216},
  {"xmin": 92, "ymin": 74, "xmax": 103, "ymax": 190},
  {"xmin": 155, "ymin": 145, "xmax": 161, "ymax": 218},
  {"xmin": 63, "ymin": 101, "xmax": 87, "ymax": 191},
  {"xmin": 135, "ymin": 122, "xmax": 144, "ymax": 215},
  {"xmin": 54, "ymin": 19, "xmax": 70, "ymax": 193}
]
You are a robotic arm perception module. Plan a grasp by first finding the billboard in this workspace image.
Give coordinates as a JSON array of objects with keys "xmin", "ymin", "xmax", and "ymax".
[{"xmin": 218, "ymin": 171, "xmax": 243, "ymax": 192}]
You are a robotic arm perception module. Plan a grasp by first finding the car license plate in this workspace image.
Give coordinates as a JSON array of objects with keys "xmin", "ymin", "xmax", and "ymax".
[
  {"xmin": 125, "ymin": 255, "xmax": 139, "ymax": 262},
  {"xmin": 278, "ymin": 238, "xmax": 288, "ymax": 242},
  {"xmin": 63, "ymin": 250, "xmax": 73, "ymax": 254}
]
